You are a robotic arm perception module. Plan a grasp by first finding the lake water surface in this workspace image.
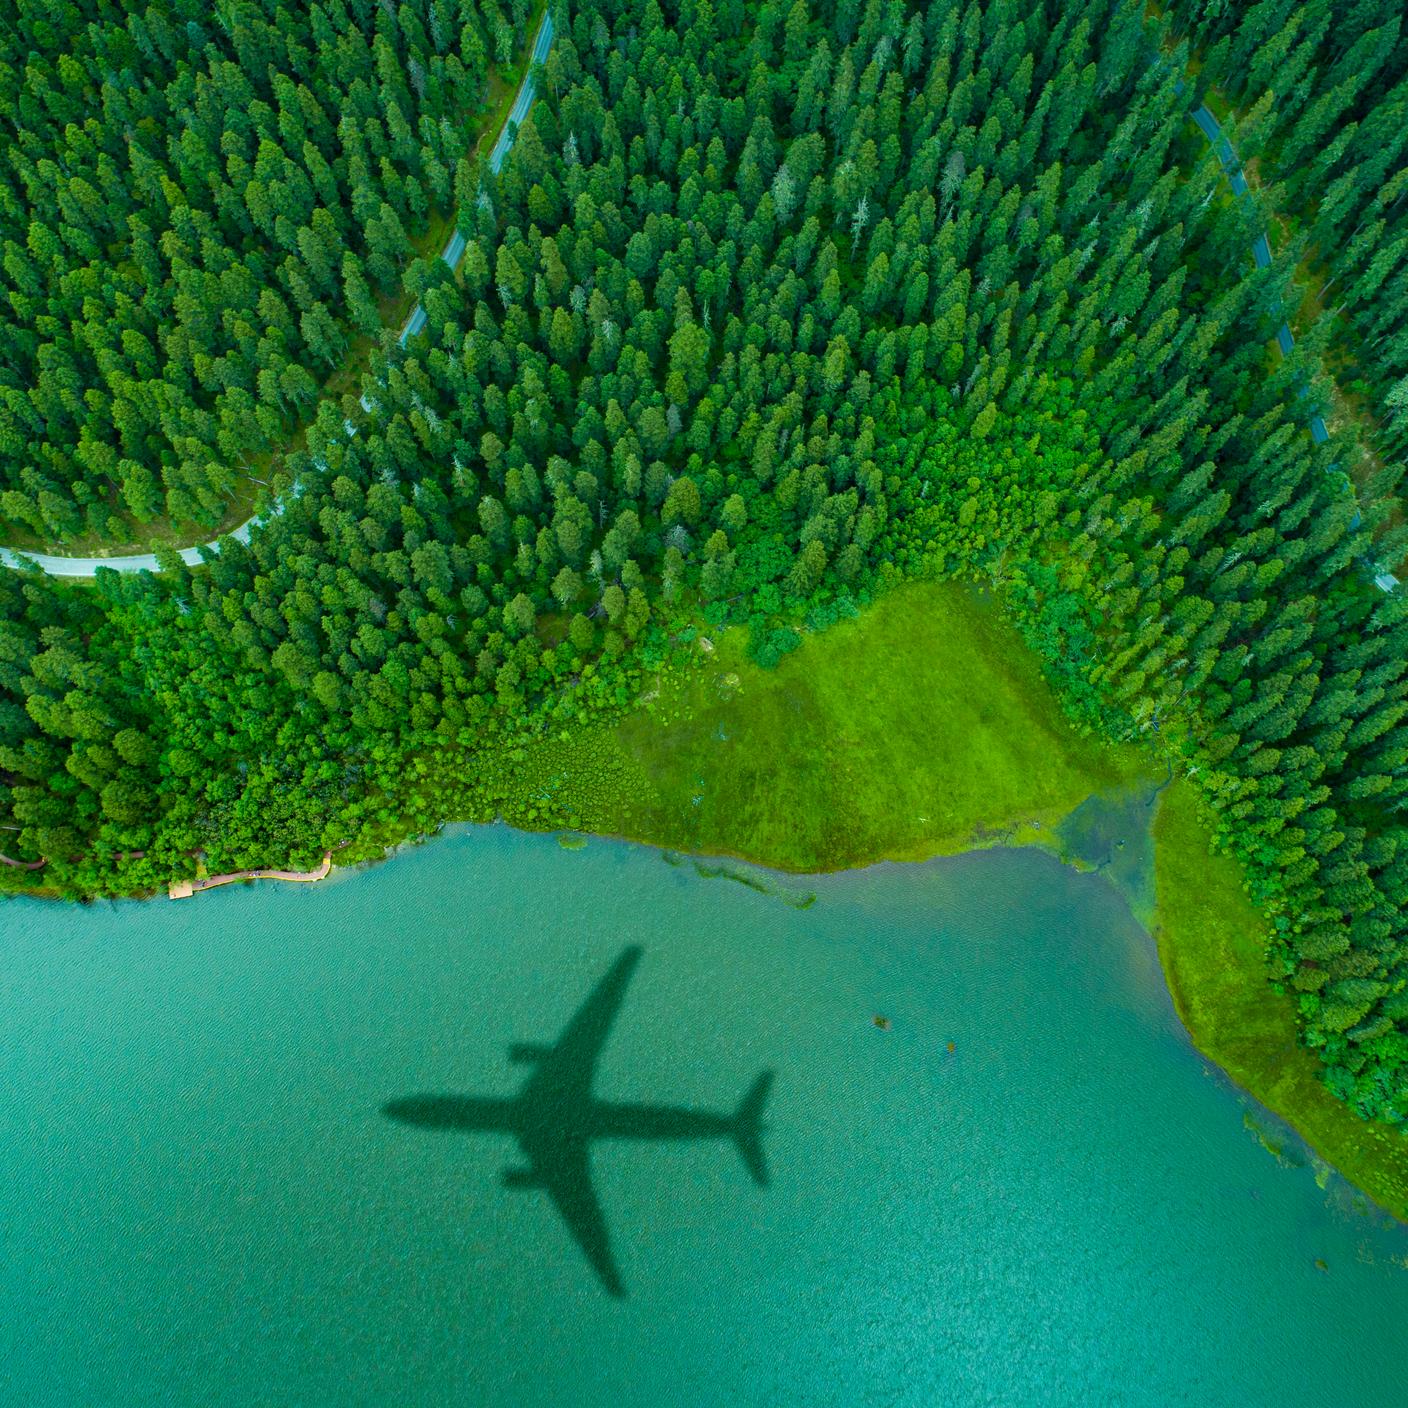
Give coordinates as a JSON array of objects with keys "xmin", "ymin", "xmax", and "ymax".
[{"xmin": 3, "ymin": 829, "xmax": 1406, "ymax": 1406}]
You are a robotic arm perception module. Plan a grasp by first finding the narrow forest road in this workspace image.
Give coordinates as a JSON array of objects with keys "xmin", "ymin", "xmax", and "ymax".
[
  {"xmin": 5, "ymin": 22, "xmax": 1388, "ymax": 588},
  {"xmin": 1177, "ymin": 83, "xmax": 1398, "ymax": 592},
  {"xmin": 0, "ymin": 11, "xmax": 555, "ymax": 580}
]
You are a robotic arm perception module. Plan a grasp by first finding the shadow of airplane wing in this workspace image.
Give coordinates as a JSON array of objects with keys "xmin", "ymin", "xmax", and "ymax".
[
  {"xmin": 520, "ymin": 945, "xmax": 643, "ymax": 1108},
  {"xmin": 507, "ymin": 1136, "xmax": 625, "ymax": 1298}
]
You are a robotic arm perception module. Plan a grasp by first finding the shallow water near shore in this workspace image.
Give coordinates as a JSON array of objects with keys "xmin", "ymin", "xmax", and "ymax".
[{"xmin": 3, "ymin": 827, "xmax": 1407, "ymax": 1406}]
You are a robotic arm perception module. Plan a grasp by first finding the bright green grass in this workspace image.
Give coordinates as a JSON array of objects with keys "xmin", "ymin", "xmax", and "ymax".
[
  {"xmin": 515, "ymin": 580, "xmax": 1152, "ymax": 871},
  {"xmin": 1153, "ymin": 778, "xmax": 1408, "ymax": 1221}
]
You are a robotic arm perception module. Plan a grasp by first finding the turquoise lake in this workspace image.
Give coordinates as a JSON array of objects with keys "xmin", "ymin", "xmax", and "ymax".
[{"xmin": 3, "ymin": 828, "xmax": 1407, "ymax": 1406}]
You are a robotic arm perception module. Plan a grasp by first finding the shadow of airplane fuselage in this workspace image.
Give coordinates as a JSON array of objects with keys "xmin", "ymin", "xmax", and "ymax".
[{"xmin": 383, "ymin": 946, "xmax": 772, "ymax": 1298}]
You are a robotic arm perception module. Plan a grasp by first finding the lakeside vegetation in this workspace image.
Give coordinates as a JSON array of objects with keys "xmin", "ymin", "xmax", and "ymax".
[
  {"xmin": 461, "ymin": 577, "xmax": 1408, "ymax": 1218},
  {"xmin": 1154, "ymin": 779, "xmax": 1408, "ymax": 1220},
  {"xmin": 524, "ymin": 579, "xmax": 1152, "ymax": 870},
  {"xmin": 532, "ymin": 580, "xmax": 1408, "ymax": 1218},
  {"xmin": 532, "ymin": 581, "xmax": 1408, "ymax": 1218},
  {"xmin": 5, "ymin": 0, "xmax": 1408, "ymax": 1194}
]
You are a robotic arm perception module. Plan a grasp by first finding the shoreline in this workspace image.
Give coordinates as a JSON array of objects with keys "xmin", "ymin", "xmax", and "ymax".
[
  {"xmin": 357, "ymin": 805, "xmax": 1408, "ymax": 1226},
  {"xmin": 6, "ymin": 786, "xmax": 1405, "ymax": 1226},
  {"xmin": 168, "ymin": 852, "xmax": 332, "ymax": 899},
  {"xmin": 6, "ymin": 578, "xmax": 1404, "ymax": 1224}
]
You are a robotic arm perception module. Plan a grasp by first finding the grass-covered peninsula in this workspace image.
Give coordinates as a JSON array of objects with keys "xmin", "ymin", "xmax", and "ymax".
[{"xmin": 1154, "ymin": 781, "xmax": 1408, "ymax": 1222}]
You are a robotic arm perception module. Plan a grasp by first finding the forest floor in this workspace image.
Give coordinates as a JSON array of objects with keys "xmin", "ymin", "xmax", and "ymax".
[{"xmin": 490, "ymin": 579, "xmax": 1408, "ymax": 1222}]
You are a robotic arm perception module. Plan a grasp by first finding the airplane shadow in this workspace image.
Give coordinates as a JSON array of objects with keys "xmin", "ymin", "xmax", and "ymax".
[{"xmin": 382, "ymin": 946, "xmax": 773, "ymax": 1298}]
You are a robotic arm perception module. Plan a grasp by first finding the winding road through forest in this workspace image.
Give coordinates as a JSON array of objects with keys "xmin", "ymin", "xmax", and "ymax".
[
  {"xmin": 0, "ymin": 12, "xmax": 555, "ymax": 579},
  {"xmin": 1170, "ymin": 72, "xmax": 1396, "ymax": 591},
  {"xmin": 1, "ymin": 26, "xmax": 1391, "ymax": 589}
]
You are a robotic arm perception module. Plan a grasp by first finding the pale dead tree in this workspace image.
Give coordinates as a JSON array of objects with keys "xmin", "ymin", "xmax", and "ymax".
[
  {"xmin": 901, "ymin": 17, "xmax": 923, "ymax": 75},
  {"xmin": 940, "ymin": 149, "xmax": 965, "ymax": 217},
  {"xmin": 771, "ymin": 163, "xmax": 797, "ymax": 221},
  {"xmin": 850, "ymin": 192, "xmax": 870, "ymax": 256}
]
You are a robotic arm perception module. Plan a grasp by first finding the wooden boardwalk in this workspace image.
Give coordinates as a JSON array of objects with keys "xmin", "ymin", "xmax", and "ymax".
[
  {"xmin": 169, "ymin": 852, "xmax": 331, "ymax": 900},
  {"xmin": 0, "ymin": 852, "xmax": 46, "ymax": 870}
]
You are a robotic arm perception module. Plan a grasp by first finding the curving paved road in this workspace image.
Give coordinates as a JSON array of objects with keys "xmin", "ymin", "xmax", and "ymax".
[
  {"xmin": 0, "ymin": 11, "xmax": 555, "ymax": 579},
  {"xmin": 1177, "ymin": 82, "xmax": 1397, "ymax": 591},
  {"xmin": 7, "ymin": 20, "xmax": 1392, "ymax": 592}
]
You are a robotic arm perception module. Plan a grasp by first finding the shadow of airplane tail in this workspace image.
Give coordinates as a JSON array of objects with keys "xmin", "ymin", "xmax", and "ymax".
[{"xmin": 734, "ymin": 1070, "xmax": 774, "ymax": 1187}]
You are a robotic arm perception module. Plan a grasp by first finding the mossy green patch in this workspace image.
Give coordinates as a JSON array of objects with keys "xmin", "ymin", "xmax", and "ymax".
[
  {"xmin": 600, "ymin": 580, "xmax": 1152, "ymax": 871},
  {"xmin": 1153, "ymin": 778, "xmax": 1408, "ymax": 1221}
]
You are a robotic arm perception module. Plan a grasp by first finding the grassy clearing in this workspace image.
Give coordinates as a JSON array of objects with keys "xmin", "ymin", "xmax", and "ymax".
[
  {"xmin": 609, "ymin": 581, "xmax": 1153, "ymax": 870},
  {"xmin": 506, "ymin": 580, "xmax": 1151, "ymax": 871},
  {"xmin": 1153, "ymin": 778, "xmax": 1408, "ymax": 1220}
]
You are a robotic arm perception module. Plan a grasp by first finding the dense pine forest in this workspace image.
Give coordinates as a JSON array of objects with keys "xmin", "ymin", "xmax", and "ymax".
[
  {"xmin": 4, "ymin": 0, "xmax": 1408, "ymax": 1134},
  {"xmin": 0, "ymin": 0, "xmax": 534, "ymax": 539}
]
